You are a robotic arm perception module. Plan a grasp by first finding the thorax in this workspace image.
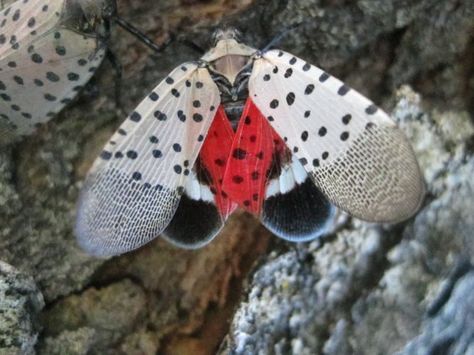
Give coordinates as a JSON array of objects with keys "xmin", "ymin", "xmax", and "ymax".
[{"xmin": 201, "ymin": 37, "xmax": 257, "ymax": 129}]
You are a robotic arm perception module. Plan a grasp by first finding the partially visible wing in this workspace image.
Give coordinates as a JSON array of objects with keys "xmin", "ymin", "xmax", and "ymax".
[
  {"xmin": 249, "ymin": 50, "xmax": 425, "ymax": 223},
  {"xmin": 0, "ymin": 31, "xmax": 105, "ymax": 143},
  {"xmin": 162, "ymin": 106, "xmax": 237, "ymax": 248},
  {"xmin": 0, "ymin": 0, "xmax": 106, "ymax": 145},
  {"xmin": 0, "ymin": 0, "xmax": 62, "ymax": 41},
  {"xmin": 76, "ymin": 63, "xmax": 221, "ymax": 256}
]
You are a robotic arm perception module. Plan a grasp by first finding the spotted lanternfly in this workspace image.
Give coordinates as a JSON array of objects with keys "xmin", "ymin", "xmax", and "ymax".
[
  {"xmin": 76, "ymin": 28, "xmax": 425, "ymax": 257},
  {"xmin": 0, "ymin": 0, "xmax": 115, "ymax": 146}
]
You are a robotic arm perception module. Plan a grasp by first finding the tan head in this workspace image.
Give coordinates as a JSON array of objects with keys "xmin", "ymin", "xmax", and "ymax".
[
  {"xmin": 211, "ymin": 28, "xmax": 243, "ymax": 44},
  {"xmin": 201, "ymin": 27, "xmax": 256, "ymax": 84}
]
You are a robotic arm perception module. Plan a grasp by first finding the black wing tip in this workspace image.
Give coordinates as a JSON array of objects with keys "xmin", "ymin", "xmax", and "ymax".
[
  {"xmin": 160, "ymin": 230, "xmax": 220, "ymax": 250},
  {"xmin": 262, "ymin": 178, "xmax": 336, "ymax": 242},
  {"xmin": 262, "ymin": 206, "xmax": 335, "ymax": 242},
  {"xmin": 161, "ymin": 194, "xmax": 223, "ymax": 249}
]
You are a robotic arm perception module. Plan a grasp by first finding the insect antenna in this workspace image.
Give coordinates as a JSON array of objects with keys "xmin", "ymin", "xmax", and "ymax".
[
  {"xmin": 101, "ymin": 13, "xmax": 172, "ymax": 109},
  {"xmin": 114, "ymin": 16, "xmax": 172, "ymax": 54},
  {"xmin": 114, "ymin": 17, "xmax": 206, "ymax": 56},
  {"xmin": 105, "ymin": 49, "xmax": 124, "ymax": 111},
  {"xmin": 261, "ymin": 21, "xmax": 305, "ymax": 53}
]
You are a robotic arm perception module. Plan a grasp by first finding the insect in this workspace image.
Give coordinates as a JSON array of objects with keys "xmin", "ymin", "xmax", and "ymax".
[
  {"xmin": 0, "ymin": 0, "xmax": 116, "ymax": 145},
  {"xmin": 76, "ymin": 28, "xmax": 425, "ymax": 257}
]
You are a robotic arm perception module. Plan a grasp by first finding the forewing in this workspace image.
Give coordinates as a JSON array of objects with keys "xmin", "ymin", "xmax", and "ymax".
[
  {"xmin": 249, "ymin": 50, "xmax": 424, "ymax": 223},
  {"xmin": 0, "ymin": 0, "xmax": 106, "ymax": 144},
  {"xmin": 76, "ymin": 63, "xmax": 221, "ymax": 256}
]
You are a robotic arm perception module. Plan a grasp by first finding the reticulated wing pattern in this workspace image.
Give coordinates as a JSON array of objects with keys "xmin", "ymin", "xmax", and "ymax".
[
  {"xmin": 76, "ymin": 63, "xmax": 221, "ymax": 256},
  {"xmin": 0, "ymin": 0, "xmax": 106, "ymax": 144},
  {"xmin": 249, "ymin": 49, "xmax": 424, "ymax": 223}
]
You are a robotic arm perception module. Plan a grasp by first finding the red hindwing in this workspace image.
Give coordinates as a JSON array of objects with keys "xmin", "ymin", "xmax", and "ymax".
[
  {"xmin": 198, "ymin": 106, "xmax": 238, "ymax": 218},
  {"xmin": 222, "ymin": 98, "xmax": 286, "ymax": 214}
]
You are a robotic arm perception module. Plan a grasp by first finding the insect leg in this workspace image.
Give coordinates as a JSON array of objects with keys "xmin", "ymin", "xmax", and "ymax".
[
  {"xmin": 114, "ymin": 16, "xmax": 172, "ymax": 54},
  {"xmin": 105, "ymin": 49, "xmax": 123, "ymax": 111}
]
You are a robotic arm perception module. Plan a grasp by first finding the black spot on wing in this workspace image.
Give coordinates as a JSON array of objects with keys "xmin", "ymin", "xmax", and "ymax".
[
  {"xmin": 162, "ymin": 195, "xmax": 223, "ymax": 248},
  {"xmin": 261, "ymin": 178, "xmax": 334, "ymax": 242}
]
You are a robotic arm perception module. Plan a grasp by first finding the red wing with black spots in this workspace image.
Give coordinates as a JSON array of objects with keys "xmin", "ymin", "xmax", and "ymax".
[
  {"xmin": 197, "ymin": 106, "xmax": 237, "ymax": 218},
  {"xmin": 162, "ymin": 106, "xmax": 238, "ymax": 247},
  {"xmin": 222, "ymin": 98, "xmax": 335, "ymax": 240},
  {"xmin": 222, "ymin": 99, "xmax": 275, "ymax": 214}
]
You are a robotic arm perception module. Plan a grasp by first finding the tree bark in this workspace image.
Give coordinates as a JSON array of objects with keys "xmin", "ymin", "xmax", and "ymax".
[{"xmin": 0, "ymin": 0, "xmax": 473, "ymax": 354}]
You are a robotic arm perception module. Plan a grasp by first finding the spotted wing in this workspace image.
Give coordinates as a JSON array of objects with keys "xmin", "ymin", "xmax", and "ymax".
[
  {"xmin": 0, "ymin": 0, "xmax": 59, "ymax": 33},
  {"xmin": 75, "ymin": 63, "xmax": 221, "ymax": 256},
  {"xmin": 249, "ymin": 49, "xmax": 424, "ymax": 223},
  {"xmin": 0, "ymin": 0, "xmax": 106, "ymax": 145}
]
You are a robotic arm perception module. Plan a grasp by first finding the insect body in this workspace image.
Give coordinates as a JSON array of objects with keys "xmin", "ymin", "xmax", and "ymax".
[
  {"xmin": 76, "ymin": 28, "xmax": 425, "ymax": 257},
  {"xmin": 0, "ymin": 0, "xmax": 114, "ymax": 145}
]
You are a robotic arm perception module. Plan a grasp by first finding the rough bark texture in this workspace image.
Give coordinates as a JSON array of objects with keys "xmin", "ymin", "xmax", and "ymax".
[{"xmin": 0, "ymin": 0, "xmax": 473, "ymax": 354}]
